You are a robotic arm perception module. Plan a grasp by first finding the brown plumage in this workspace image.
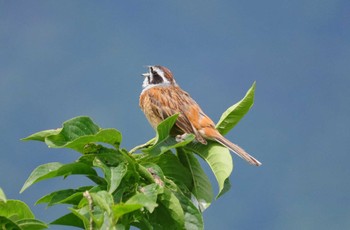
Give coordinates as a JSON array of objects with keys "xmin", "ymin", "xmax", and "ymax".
[{"xmin": 139, "ymin": 65, "xmax": 261, "ymax": 166}]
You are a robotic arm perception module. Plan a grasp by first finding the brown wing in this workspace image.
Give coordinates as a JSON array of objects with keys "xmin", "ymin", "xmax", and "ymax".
[{"xmin": 142, "ymin": 86, "xmax": 208, "ymax": 144}]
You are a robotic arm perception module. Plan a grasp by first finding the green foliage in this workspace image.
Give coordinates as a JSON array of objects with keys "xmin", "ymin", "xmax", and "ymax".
[
  {"xmin": 216, "ymin": 81, "xmax": 256, "ymax": 135},
  {"xmin": 17, "ymin": 82, "xmax": 256, "ymax": 229},
  {"xmin": 0, "ymin": 191, "xmax": 48, "ymax": 230}
]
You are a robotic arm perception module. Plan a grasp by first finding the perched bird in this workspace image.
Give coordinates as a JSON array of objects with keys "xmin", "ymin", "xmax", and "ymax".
[{"xmin": 139, "ymin": 65, "xmax": 261, "ymax": 166}]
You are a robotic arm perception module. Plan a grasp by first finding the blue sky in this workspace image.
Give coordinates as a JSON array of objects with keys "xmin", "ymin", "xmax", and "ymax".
[{"xmin": 1, "ymin": 1, "xmax": 350, "ymax": 229}]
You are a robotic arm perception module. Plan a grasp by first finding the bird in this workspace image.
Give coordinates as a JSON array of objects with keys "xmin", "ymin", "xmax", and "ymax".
[{"xmin": 139, "ymin": 65, "xmax": 261, "ymax": 166}]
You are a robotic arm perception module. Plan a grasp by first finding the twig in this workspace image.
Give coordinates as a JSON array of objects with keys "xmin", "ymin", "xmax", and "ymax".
[{"xmin": 83, "ymin": 190, "xmax": 94, "ymax": 230}]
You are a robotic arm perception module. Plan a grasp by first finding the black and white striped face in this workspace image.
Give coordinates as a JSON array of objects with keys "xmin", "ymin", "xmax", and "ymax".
[{"xmin": 142, "ymin": 66, "xmax": 176, "ymax": 90}]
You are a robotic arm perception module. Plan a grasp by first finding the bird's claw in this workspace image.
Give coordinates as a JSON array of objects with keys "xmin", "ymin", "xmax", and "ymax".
[{"xmin": 175, "ymin": 133, "xmax": 189, "ymax": 142}]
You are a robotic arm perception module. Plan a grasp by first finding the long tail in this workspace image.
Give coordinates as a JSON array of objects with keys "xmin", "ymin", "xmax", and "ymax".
[{"xmin": 215, "ymin": 135, "xmax": 262, "ymax": 166}]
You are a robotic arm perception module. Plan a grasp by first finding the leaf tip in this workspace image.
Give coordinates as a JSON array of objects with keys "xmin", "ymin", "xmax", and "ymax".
[{"xmin": 19, "ymin": 186, "xmax": 27, "ymax": 194}]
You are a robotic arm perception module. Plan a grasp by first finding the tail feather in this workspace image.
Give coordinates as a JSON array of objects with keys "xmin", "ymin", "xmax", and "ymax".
[{"xmin": 215, "ymin": 136, "xmax": 262, "ymax": 166}]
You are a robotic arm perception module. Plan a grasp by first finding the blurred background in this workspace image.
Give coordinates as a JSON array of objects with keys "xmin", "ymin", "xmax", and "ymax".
[{"xmin": 1, "ymin": 1, "xmax": 349, "ymax": 229}]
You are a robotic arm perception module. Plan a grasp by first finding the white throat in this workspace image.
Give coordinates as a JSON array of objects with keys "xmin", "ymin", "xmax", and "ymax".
[{"xmin": 141, "ymin": 78, "xmax": 171, "ymax": 93}]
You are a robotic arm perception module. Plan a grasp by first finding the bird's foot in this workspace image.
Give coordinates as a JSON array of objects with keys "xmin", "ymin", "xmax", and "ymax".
[{"xmin": 175, "ymin": 133, "xmax": 190, "ymax": 142}]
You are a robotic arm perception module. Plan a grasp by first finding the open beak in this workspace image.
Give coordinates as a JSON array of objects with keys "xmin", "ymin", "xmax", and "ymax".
[{"xmin": 141, "ymin": 66, "xmax": 152, "ymax": 77}]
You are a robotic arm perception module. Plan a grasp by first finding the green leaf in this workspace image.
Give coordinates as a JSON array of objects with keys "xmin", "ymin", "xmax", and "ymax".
[
  {"xmin": 0, "ymin": 200, "xmax": 47, "ymax": 229},
  {"xmin": 148, "ymin": 203, "xmax": 177, "ymax": 230},
  {"xmin": 139, "ymin": 163, "xmax": 166, "ymax": 186},
  {"xmin": 22, "ymin": 116, "xmax": 122, "ymax": 152},
  {"xmin": 112, "ymin": 189, "xmax": 161, "ymax": 221},
  {"xmin": 217, "ymin": 177, "xmax": 232, "ymax": 199},
  {"xmin": 93, "ymin": 158, "xmax": 127, "ymax": 194},
  {"xmin": 107, "ymin": 164, "xmax": 127, "ymax": 194},
  {"xmin": 0, "ymin": 200, "xmax": 35, "ymax": 220},
  {"xmin": 48, "ymin": 128, "xmax": 122, "ymax": 153},
  {"xmin": 216, "ymin": 81, "xmax": 256, "ymax": 135},
  {"xmin": 126, "ymin": 193, "xmax": 158, "ymax": 213},
  {"xmin": 22, "ymin": 116, "xmax": 99, "ymax": 142},
  {"xmin": 139, "ymin": 183, "xmax": 163, "ymax": 204},
  {"xmin": 148, "ymin": 188, "xmax": 185, "ymax": 230},
  {"xmin": 78, "ymin": 148, "xmax": 127, "ymax": 167},
  {"xmin": 0, "ymin": 188, "xmax": 6, "ymax": 202},
  {"xmin": 51, "ymin": 212, "xmax": 84, "ymax": 229},
  {"xmin": 90, "ymin": 191, "xmax": 114, "ymax": 215},
  {"xmin": 69, "ymin": 206, "xmax": 90, "ymax": 229},
  {"xmin": 36, "ymin": 186, "xmax": 92, "ymax": 206},
  {"xmin": 16, "ymin": 219, "xmax": 48, "ymax": 230},
  {"xmin": 21, "ymin": 129, "xmax": 61, "ymax": 142},
  {"xmin": 131, "ymin": 216, "xmax": 154, "ymax": 230},
  {"xmin": 158, "ymin": 188, "xmax": 185, "ymax": 228},
  {"xmin": 46, "ymin": 127, "xmax": 122, "ymax": 152},
  {"xmin": 129, "ymin": 137, "xmax": 155, "ymax": 154},
  {"xmin": 171, "ymin": 185, "xmax": 204, "ymax": 230},
  {"xmin": 112, "ymin": 204, "xmax": 143, "ymax": 220},
  {"xmin": 142, "ymin": 114, "xmax": 196, "ymax": 155},
  {"xmin": 177, "ymin": 149, "xmax": 213, "ymax": 211},
  {"xmin": 20, "ymin": 162, "xmax": 98, "ymax": 193},
  {"xmin": 36, "ymin": 189, "xmax": 78, "ymax": 206},
  {"xmin": 147, "ymin": 152, "xmax": 193, "ymax": 190},
  {"xmin": 155, "ymin": 114, "xmax": 179, "ymax": 141},
  {"xmin": 144, "ymin": 134, "xmax": 195, "ymax": 156},
  {"xmin": 185, "ymin": 141, "xmax": 233, "ymax": 198},
  {"xmin": 0, "ymin": 216, "xmax": 20, "ymax": 230}
]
